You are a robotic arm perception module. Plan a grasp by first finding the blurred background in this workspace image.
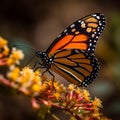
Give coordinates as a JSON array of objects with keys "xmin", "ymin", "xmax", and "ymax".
[{"xmin": 0, "ymin": 0, "xmax": 120, "ymax": 120}]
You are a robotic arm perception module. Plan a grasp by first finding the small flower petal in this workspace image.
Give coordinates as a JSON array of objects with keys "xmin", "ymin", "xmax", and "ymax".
[{"xmin": 0, "ymin": 37, "xmax": 8, "ymax": 48}]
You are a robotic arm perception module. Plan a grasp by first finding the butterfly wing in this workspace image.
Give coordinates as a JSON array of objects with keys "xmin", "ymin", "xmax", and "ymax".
[
  {"xmin": 46, "ymin": 13, "xmax": 105, "ymax": 54},
  {"xmin": 50, "ymin": 49, "xmax": 99, "ymax": 86}
]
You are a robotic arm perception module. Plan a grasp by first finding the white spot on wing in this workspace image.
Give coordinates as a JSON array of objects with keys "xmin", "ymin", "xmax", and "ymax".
[
  {"xmin": 93, "ymin": 14, "xmax": 97, "ymax": 17},
  {"xmin": 96, "ymin": 16, "xmax": 100, "ymax": 19},
  {"xmin": 78, "ymin": 20, "xmax": 81, "ymax": 23},
  {"xmin": 70, "ymin": 24, "xmax": 75, "ymax": 28},
  {"xmin": 89, "ymin": 43, "xmax": 92, "ymax": 46},
  {"xmin": 64, "ymin": 29, "xmax": 67, "ymax": 33},
  {"xmin": 58, "ymin": 34, "xmax": 61, "ymax": 38},
  {"xmin": 88, "ymin": 48, "xmax": 91, "ymax": 51},
  {"xmin": 81, "ymin": 21, "xmax": 84, "ymax": 24}
]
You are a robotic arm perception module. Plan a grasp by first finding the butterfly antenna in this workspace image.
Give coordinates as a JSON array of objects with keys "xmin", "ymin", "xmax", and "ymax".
[
  {"xmin": 13, "ymin": 44, "xmax": 37, "ymax": 51},
  {"xmin": 25, "ymin": 56, "xmax": 35, "ymax": 66},
  {"xmin": 13, "ymin": 44, "xmax": 38, "ymax": 67}
]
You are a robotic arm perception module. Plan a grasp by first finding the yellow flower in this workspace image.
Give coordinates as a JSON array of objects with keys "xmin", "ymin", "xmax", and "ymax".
[
  {"xmin": 0, "ymin": 37, "xmax": 9, "ymax": 58},
  {"xmin": 81, "ymin": 89, "xmax": 90, "ymax": 101},
  {"xmin": 7, "ymin": 67, "xmax": 20, "ymax": 81},
  {"xmin": 68, "ymin": 84, "xmax": 75, "ymax": 91},
  {"xmin": 3, "ymin": 45, "xmax": 9, "ymax": 56},
  {"xmin": 34, "ymin": 70, "xmax": 41, "ymax": 76},
  {"xmin": 32, "ymin": 83, "xmax": 41, "ymax": 92},
  {"xmin": 92, "ymin": 112, "xmax": 101, "ymax": 120},
  {"xmin": 20, "ymin": 67, "xmax": 34, "ymax": 84},
  {"xmin": 7, "ymin": 58, "xmax": 14, "ymax": 65},
  {"xmin": 7, "ymin": 48, "xmax": 24, "ymax": 65},
  {"xmin": 40, "ymin": 82, "xmax": 48, "ymax": 90},
  {"xmin": 92, "ymin": 97, "xmax": 102, "ymax": 109},
  {"xmin": 0, "ymin": 37, "xmax": 7, "ymax": 48},
  {"xmin": 53, "ymin": 92, "xmax": 61, "ymax": 99},
  {"xmin": 53, "ymin": 81, "xmax": 65, "ymax": 93},
  {"xmin": 11, "ymin": 48, "xmax": 24, "ymax": 60},
  {"xmin": 34, "ymin": 70, "xmax": 42, "ymax": 83},
  {"xmin": 75, "ymin": 87, "xmax": 81, "ymax": 94}
]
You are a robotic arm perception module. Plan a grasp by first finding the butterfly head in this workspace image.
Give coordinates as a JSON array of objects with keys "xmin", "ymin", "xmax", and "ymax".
[
  {"xmin": 35, "ymin": 51, "xmax": 46, "ymax": 58},
  {"xmin": 35, "ymin": 51, "xmax": 53, "ymax": 67}
]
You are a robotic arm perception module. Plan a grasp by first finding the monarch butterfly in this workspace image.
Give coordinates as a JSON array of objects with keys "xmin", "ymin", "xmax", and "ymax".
[{"xmin": 35, "ymin": 13, "xmax": 106, "ymax": 87}]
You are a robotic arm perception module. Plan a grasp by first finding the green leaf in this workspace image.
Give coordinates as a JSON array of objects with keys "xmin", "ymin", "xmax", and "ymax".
[{"xmin": 37, "ymin": 105, "xmax": 51, "ymax": 120}]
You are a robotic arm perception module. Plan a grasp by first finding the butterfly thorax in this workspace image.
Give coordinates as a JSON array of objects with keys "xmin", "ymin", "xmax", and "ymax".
[{"xmin": 35, "ymin": 51, "xmax": 53, "ymax": 67}]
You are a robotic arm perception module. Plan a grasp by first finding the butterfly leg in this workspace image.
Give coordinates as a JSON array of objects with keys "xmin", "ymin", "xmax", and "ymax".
[
  {"xmin": 48, "ymin": 70, "xmax": 56, "ymax": 90},
  {"xmin": 34, "ymin": 66, "xmax": 45, "ymax": 72},
  {"xmin": 41, "ymin": 68, "xmax": 49, "ymax": 76},
  {"xmin": 41, "ymin": 68, "xmax": 56, "ymax": 90},
  {"xmin": 42, "ymin": 69, "xmax": 55, "ymax": 83},
  {"xmin": 33, "ymin": 61, "xmax": 44, "ymax": 71}
]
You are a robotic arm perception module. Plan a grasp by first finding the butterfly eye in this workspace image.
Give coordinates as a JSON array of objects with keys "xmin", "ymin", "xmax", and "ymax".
[{"xmin": 35, "ymin": 51, "xmax": 43, "ymax": 58}]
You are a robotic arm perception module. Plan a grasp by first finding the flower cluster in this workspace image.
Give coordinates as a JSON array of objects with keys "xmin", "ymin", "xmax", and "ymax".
[
  {"xmin": 0, "ymin": 37, "xmax": 24, "ymax": 66},
  {"xmin": 0, "ymin": 37, "xmax": 110, "ymax": 120}
]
